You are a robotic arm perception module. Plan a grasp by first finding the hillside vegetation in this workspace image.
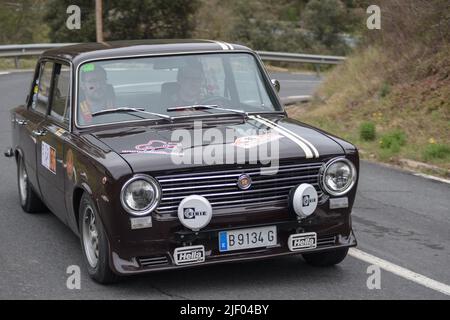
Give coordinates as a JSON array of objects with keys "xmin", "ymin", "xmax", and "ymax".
[{"xmin": 288, "ymin": 0, "xmax": 450, "ymax": 174}]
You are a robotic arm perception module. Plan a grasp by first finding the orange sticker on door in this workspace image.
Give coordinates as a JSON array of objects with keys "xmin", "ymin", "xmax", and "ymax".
[
  {"xmin": 66, "ymin": 149, "xmax": 74, "ymax": 180},
  {"xmin": 41, "ymin": 141, "xmax": 56, "ymax": 174}
]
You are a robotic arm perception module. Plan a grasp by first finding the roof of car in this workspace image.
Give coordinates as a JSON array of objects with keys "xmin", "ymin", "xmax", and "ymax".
[{"xmin": 42, "ymin": 39, "xmax": 253, "ymax": 64}]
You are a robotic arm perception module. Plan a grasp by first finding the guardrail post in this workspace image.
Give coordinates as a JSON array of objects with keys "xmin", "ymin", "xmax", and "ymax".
[
  {"xmin": 315, "ymin": 64, "xmax": 321, "ymax": 77},
  {"xmin": 14, "ymin": 56, "xmax": 20, "ymax": 69}
]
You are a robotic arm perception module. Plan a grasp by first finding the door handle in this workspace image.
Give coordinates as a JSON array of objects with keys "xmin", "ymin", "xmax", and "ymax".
[
  {"xmin": 16, "ymin": 119, "xmax": 28, "ymax": 125},
  {"xmin": 32, "ymin": 129, "xmax": 47, "ymax": 137}
]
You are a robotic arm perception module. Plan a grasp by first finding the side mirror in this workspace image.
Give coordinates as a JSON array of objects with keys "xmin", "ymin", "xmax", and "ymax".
[{"xmin": 271, "ymin": 79, "xmax": 280, "ymax": 93}]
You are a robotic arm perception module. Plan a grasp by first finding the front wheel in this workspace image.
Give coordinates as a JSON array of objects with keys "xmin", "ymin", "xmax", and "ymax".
[
  {"xmin": 302, "ymin": 248, "xmax": 349, "ymax": 267},
  {"xmin": 79, "ymin": 193, "xmax": 118, "ymax": 284}
]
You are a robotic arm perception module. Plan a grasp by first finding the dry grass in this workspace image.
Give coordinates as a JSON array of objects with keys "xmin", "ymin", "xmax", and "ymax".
[
  {"xmin": 0, "ymin": 57, "xmax": 37, "ymax": 71},
  {"xmin": 288, "ymin": 43, "xmax": 450, "ymax": 172}
]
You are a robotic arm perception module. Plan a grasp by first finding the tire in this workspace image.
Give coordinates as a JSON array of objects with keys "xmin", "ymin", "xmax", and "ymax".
[
  {"xmin": 79, "ymin": 193, "xmax": 118, "ymax": 284},
  {"xmin": 17, "ymin": 155, "xmax": 47, "ymax": 213},
  {"xmin": 302, "ymin": 248, "xmax": 349, "ymax": 267}
]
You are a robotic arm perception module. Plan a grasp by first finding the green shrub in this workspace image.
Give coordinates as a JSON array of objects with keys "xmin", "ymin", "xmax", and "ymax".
[
  {"xmin": 359, "ymin": 121, "xmax": 376, "ymax": 141},
  {"xmin": 379, "ymin": 130, "xmax": 407, "ymax": 153},
  {"xmin": 423, "ymin": 144, "xmax": 450, "ymax": 161},
  {"xmin": 379, "ymin": 82, "xmax": 391, "ymax": 98}
]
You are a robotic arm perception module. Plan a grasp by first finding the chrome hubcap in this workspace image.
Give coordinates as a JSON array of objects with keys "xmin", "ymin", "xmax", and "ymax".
[
  {"xmin": 19, "ymin": 160, "xmax": 28, "ymax": 205},
  {"xmin": 82, "ymin": 206, "xmax": 99, "ymax": 268}
]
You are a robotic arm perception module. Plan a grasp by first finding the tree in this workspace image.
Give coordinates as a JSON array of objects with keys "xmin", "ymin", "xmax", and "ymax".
[
  {"xmin": 44, "ymin": 0, "xmax": 200, "ymax": 42},
  {"xmin": 106, "ymin": 0, "xmax": 199, "ymax": 40},
  {"xmin": 302, "ymin": 0, "xmax": 354, "ymax": 54},
  {"xmin": 0, "ymin": 0, "xmax": 49, "ymax": 44},
  {"xmin": 227, "ymin": 0, "xmax": 311, "ymax": 52},
  {"xmin": 45, "ymin": 0, "xmax": 96, "ymax": 42}
]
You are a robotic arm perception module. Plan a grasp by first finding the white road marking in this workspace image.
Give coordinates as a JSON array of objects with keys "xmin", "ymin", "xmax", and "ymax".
[
  {"xmin": 0, "ymin": 71, "xmax": 11, "ymax": 75},
  {"xmin": 413, "ymin": 173, "xmax": 450, "ymax": 185},
  {"xmin": 349, "ymin": 248, "xmax": 450, "ymax": 296}
]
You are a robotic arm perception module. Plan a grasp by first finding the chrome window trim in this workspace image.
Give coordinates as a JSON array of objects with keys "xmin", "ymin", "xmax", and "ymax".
[
  {"xmin": 30, "ymin": 59, "xmax": 55, "ymax": 116},
  {"xmin": 74, "ymin": 50, "xmax": 283, "ymax": 130},
  {"xmin": 47, "ymin": 60, "xmax": 72, "ymax": 129},
  {"xmin": 32, "ymin": 56, "xmax": 74, "ymax": 133}
]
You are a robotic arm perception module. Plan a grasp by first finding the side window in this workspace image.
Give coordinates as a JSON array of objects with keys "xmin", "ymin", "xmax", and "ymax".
[
  {"xmin": 32, "ymin": 61, "xmax": 54, "ymax": 115},
  {"xmin": 50, "ymin": 64, "xmax": 70, "ymax": 123}
]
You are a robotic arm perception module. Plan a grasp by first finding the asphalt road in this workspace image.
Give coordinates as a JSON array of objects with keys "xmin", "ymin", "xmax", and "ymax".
[{"xmin": 0, "ymin": 71, "xmax": 449, "ymax": 300}]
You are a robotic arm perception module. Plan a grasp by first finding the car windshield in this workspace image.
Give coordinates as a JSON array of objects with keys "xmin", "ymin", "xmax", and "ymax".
[{"xmin": 76, "ymin": 53, "xmax": 281, "ymax": 126}]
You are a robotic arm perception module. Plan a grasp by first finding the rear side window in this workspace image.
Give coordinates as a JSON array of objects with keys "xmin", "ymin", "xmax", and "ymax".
[
  {"xmin": 32, "ymin": 61, "xmax": 54, "ymax": 115},
  {"xmin": 50, "ymin": 64, "xmax": 70, "ymax": 123}
]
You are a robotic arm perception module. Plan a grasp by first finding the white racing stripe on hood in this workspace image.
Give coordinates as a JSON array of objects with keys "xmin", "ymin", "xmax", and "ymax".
[
  {"xmin": 256, "ymin": 115, "xmax": 320, "ymax": 158},
  {"xmin": 224, "ymin": 42, "xmax": 234, "ymax": 50},
  {"xmin": 214, "ymin": 41, "xmax": 230, "ymax": 50},
  {"xmin": 249, "ymin": 115, "xmax": 314, "ymax": 159}
]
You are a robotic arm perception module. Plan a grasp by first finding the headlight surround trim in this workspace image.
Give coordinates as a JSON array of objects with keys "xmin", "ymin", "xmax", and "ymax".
[
  {"xmin": 120, "ymin": 174, "xmax": 161, "ymax": 216},
  {"xmin": 320, "ymin": 157, "xmax": 357, "ymax": 196}
]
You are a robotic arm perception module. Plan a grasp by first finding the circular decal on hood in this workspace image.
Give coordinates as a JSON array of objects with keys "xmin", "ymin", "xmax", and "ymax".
[
  {"xmin": 289, "ymin": 183, "xmax": 318, "ymax": 219},
  {"xmin": 178, "ymin": 195, "xmax": 213, "ymax": 231}
]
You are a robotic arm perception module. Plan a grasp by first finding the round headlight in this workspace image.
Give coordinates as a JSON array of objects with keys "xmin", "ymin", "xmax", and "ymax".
[
  {"xmin": 322, "ymin": 158, "xmax": 357, "ymax": 196},
  {"xmin": 120, "ymin": 175, "xmax": 161, "ymax": 216}
]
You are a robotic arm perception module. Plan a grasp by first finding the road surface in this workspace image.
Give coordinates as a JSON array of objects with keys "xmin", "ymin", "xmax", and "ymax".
[{"xmin": 0, "ymin": 71, "xmax": 448, "ymax": 299}]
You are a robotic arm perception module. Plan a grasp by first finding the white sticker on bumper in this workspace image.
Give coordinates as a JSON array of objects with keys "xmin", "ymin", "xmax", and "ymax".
[
  {"xmin": 329, "ymin": 197, "xmax": 349, "ymax": 209},
  {"xmin": 174, "ymin": 245, "xmax": 205, "ymax": 266},
  {"xmin": 288, "ymin": 232, "xmax": 317, "ymax": 251}
]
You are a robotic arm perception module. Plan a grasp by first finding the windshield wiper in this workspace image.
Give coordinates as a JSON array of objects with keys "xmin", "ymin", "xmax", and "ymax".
[
  {"xmin": 167, "ymin": 105, "xmax": 249, "ymax": 119},
  {"xmin": 91, "ymin": 107, "xmax": 173, "ymax": 122}
]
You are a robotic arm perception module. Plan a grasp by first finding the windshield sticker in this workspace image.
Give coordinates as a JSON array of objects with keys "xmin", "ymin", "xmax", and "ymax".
[
  {"xmin": 41, "ymin": 141, "xmax": 56, "ymax": 174},
  {"xmin": 81, "ymin": 63, "xmax": 95, "ymax": 73},
  {"xmin": 122, "ymin": 140, "xmax": 183, "ymax": 155},
  {"xmin": 234, "ymin": 132, "xmax": 283, "ymax": 149}
]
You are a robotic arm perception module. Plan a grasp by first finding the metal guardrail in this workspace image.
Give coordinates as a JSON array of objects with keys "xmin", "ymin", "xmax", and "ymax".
[
  {"xmin": 0, "ymin": 43, "xmax": 346, "ymax": 68},
  {"xmin": 257, "ymin": 51, "xmax": 346, "ymax": 65},
  {"xmin": 0, "ymin": 43, "xmax": 76, "ymax": 58},
  {"xmin": 0, "ymin": 43, "xmax": 76, "ymax": 68}
]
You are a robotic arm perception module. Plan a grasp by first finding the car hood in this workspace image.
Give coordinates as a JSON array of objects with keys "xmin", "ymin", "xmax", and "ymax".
[{"xmin": 90, "ymin": 115, "xmax": 347, "ymax": 173}]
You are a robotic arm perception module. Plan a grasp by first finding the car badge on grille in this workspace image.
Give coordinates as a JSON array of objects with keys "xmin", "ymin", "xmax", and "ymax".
[{"xmin": 237, "ymin": 174, "xmax": 252, "ymax": 190}]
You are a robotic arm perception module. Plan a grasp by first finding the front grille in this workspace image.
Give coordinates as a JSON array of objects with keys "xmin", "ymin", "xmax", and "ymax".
[
  {"xmin": 155, "ymin": 161, "xmax": 324, "ymax": 217},
  {"xmin": 317, "ymin": 235, "xmax": 336, "ymax": 247},
  {"xmin": 138, "ymin": 255, "xmax": 170, "ymax": 268}
]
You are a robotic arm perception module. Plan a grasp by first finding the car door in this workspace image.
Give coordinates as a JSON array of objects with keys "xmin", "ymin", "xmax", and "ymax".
[
  {"xmin": 35, "ymin": 61, "xmax": 71, "ymax": 222},
  {"xmin": 17, "ymin": 61, "xmax": 52, "ymax": 195}
]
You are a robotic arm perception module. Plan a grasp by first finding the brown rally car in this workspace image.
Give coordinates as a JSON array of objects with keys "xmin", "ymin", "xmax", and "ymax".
[{"xmin": 5, "ymin": 40, "xmax": 358, "ymax": 284}]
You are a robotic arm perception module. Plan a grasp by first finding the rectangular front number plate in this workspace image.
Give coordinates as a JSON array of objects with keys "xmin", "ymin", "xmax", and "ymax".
[{"xmin": 219, "ymin": 226, "xmax": 277, "ymax": 252}]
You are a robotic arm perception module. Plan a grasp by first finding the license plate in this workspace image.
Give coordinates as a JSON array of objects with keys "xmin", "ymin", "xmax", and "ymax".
[
  {"xmin": 219, "ymin": 226, "xmax": 277, "ymax": 252},
  {"xmin": 173, "ymin": 245, "xmax": 205, "ymax": 265},
  {"xmin": 288, "ymin": 232, "xmax": 317, "ymax": 251}
]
